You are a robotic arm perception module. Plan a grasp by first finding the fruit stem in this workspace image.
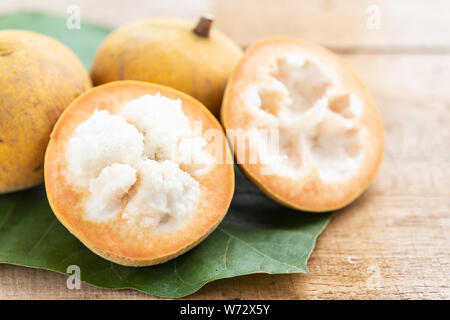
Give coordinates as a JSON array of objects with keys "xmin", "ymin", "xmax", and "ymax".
[{"xmin": 193, "ymin": 13, "xmax": 214, "ymax": 38}]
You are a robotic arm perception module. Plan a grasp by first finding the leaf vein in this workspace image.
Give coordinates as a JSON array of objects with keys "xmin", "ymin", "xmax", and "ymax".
[
  {"xmin": 0, "ymin": 202, "xmax": 16, "ymax": 232},
  {"xmin": 25, "ymin": 220, "xmax": 57, "ymax": 257},
  {"xmin": 109, "ymin": 261, "xmax": 134, "ymax": 287},
  {"xmin": 223, "ymin": 237, "xmax": 232, "ymax": 269},
  {"xmin": 218, "ymin": 227, "xmax": 302, "ymax": 271},
  {"xmin": 57, "ymin": 249, "xmax": 88, "ymax": 266},
  {"xmin": 173, "ymin": 260, "xmax": 194, "ymax": 286}
]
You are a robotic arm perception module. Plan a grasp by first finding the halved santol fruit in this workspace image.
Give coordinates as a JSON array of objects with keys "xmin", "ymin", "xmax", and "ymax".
[
  {"xmin": 45, "ymin": 81, "xmax": 234, "ymax": 266},
  {"xmin": 221, "ymin": 38, "xmax": 384, "ymax": 212},
  {"xmin": 0, "ymin": 30, "xmax": 91, "ymax": 194},
  {"xmin": 90, "ymin": 14, "xmax": 243, "ymax": 118}
]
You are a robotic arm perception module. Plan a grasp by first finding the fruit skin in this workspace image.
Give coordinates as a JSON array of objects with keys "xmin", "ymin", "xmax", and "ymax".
[
  {"xmin": 221, "ymin": 38, "xmax": 384, "ymax": 212},
  {"xmin": 0, "ymin": 30, "xmax": 91, "ymax": 194},
  {"xmin": 90, "ymin": 17, "xmax": 243, "ymax": 118},
  {"xmin": 45, "ymin": 81, "xmax": 235, "ymax": 266}
]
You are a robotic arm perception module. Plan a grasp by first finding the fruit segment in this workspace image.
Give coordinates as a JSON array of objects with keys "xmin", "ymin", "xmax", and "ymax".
[
  {"xmin": 221, "ymin": 38, "xmax": 384, "ymax": 212},
  {"xmin": 45, "ymin": 81, "xmax": 234, "ymax": 266}
]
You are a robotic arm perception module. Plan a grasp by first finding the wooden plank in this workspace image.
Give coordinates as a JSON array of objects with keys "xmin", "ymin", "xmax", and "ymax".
[
  {"xmin": 0, "ymin": 0, "xmax": 449, "ymax": 48},
  {"xmin": 1, "ymin": 53, "xmax": 448, "ymax": 299},
  {"xmin": 213, "ymin": 0, "xmax": 450, "ymax": 48}
]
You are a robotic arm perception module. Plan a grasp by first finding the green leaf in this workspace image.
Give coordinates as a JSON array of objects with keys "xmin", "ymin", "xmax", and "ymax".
[
  {"xmin": 0, "ymin": 12, "xmax": 331, "ymax": 298},
  {"xmin": 0, "ymin": 169, "xmax": 330, "ymax": 298},
  {"xmin": 0, "ymin": 11, "xmax": 110, "ymax": 69}
]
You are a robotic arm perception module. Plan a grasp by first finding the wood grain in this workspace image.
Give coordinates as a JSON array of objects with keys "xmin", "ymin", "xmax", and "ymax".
[
  {"xmin": 0, "ymin": 0, "xmax": 449, "ymax": 299},
  {"xmin": 1, "ymin": 0, "xmax": 449, "ymax": 48}
]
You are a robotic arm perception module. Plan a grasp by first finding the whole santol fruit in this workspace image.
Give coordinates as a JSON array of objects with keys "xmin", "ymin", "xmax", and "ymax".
[
  {"xmin": 0, "ymin": 30, "xmax": 91, "ymax": 194},
  {"xmin": 221, "ymin": 38, "xmax": 384, "ymax": 212},
  {"xmin": 45, "ymin": 81, "xmax": 234, "ymax": 266},
  {"xmin": 90, "ymin": 15, "xmax": 243, "ymax": 118}
]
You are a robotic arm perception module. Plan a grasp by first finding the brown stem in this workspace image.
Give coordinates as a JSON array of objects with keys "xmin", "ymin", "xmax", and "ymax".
[{"xmin": 193, "ymin": 13, "xmax": 215, "ymax": 38}]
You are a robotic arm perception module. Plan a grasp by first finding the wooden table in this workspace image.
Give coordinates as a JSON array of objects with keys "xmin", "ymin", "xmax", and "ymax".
[{"xmin": 0, "ymin": 0, "xmax": 449, "ymax": 299}]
